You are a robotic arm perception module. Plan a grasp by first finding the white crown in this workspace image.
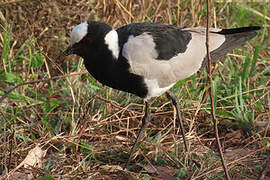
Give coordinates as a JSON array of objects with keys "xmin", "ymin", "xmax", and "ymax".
[{"xmin": 70, "ymin": 22, "xmax": 88, "ymax": 46}]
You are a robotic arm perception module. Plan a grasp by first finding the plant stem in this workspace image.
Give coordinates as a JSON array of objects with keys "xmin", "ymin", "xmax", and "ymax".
[{"xmin": 205, "ymin": 0, "xmax": 230, "ymax": 179}]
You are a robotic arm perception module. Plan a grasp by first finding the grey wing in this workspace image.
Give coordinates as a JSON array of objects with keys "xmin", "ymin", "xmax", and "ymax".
[{"xmin": 122, "ymin": 27, "xmax": 226, "ymax": 88}]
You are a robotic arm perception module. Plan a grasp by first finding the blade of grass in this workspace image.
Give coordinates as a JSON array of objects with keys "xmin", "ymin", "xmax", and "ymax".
[
  {"xmin": 241, "ymin": 52, "xmax": 251, "ymax": 82},
  {"xmin": 249, "ymin": 45, "xmax": 260, "ymax": 77},
  {"xmin": 213, "ymin": 76, "xmax": 218, "ymax": 110},
  {"xmin": 238, "ymin": 77, "xmax": 248, "ymax": 122},
  {"xmin": 234, "ymin": 81, "xmax": 244, "ymax": 120},
  {"xmin": 89, "ymin": 0, "xmax": 98, "ymax": 21},
  {"xmin": 2, "ymin": 23, "xmax": 11, "ymax": 72}
]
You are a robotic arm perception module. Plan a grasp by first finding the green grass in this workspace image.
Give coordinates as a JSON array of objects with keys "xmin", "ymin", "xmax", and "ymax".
[{"xmin": 0, "ymin": 0, "xmax": 270, "ymax": 179}]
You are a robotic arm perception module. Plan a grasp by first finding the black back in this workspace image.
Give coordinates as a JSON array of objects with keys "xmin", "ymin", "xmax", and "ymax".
[{"xmin": 117, "ymin": 23, "xmax": 192, "ymax": 60}]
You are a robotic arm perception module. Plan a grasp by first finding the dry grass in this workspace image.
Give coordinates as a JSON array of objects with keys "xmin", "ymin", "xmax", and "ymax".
[{"xmin": 0, "ymin": 0, "xmax": 269, "ymax": 179}]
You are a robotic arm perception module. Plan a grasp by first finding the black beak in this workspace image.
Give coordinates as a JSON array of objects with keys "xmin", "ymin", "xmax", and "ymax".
[{"xmin": 58, "ymin": 46, "xmax": 74, "ymax": 59}]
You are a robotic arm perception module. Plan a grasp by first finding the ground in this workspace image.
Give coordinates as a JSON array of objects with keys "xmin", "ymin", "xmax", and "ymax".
[{"xmin": 0, "ymin": 0, "xmax": 270, "ymax": 179}]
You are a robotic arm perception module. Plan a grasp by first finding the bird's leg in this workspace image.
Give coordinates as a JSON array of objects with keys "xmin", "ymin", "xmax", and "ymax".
[
  {"xmin": 125, "ymin": 101, "xmax": 150, "ymax": 169},
  {"xmin": 166, "ymin": 91, "xmax": 188, "ymax": 152}
]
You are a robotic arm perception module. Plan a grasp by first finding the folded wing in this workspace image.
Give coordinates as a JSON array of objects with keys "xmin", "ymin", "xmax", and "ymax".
[{"xmin": 119, "ymin": 24, "xmax": 259, "ymax": 88}]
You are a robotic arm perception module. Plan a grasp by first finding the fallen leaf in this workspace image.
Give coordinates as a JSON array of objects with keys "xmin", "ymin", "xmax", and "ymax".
[
  {"xmin": 224, "ymin": 148, "xmax": 250, "ymax": 161},
  {"xmin": 7, "ymin": 145, "xmax": 47, "ymax": 179},
  {"xmin": 24, "ymin": 146, "xmax": 46, "ymax": 169},
  {"xmin": 190, "ymin": 144, "xmax": 212, "ymax": 157},
  {"xmin": 100, "ymin": 165, "xmax": 123, "ymax": 172},
  {"xmin": 144, "ymin": 165, "xmax": 178, "ymax": 179},
  {"xmin": 225, "ymin": 130, "xmax": 242, "ymax": 139},
  {"xmin": 115, "ymin": 135, "xmax": 129, "ymax": 141}
]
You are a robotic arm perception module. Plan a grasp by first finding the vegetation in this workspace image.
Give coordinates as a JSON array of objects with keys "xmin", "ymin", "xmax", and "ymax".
[{"xmin": 0, "ymin": 0, "xmax": 269, "ymax": 179}]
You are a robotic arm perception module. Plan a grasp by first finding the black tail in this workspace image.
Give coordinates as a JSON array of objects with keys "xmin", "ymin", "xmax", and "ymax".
[
  {"xmin": 217, "ymin": 26, "xmax": 261, "ymax": 35},
  {"xmin": 202, "ymin": 26, "xmax": 260, "ymax": 68}
]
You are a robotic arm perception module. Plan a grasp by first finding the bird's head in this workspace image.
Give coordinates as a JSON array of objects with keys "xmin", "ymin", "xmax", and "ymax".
[{"xmin": 59, "ymin": 21, "xmax": 119, "ymax": 59}]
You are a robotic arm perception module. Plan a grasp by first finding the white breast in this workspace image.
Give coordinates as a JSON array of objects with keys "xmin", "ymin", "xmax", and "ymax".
[{"xmin": 144, "ymin": 79, "xmax": 174, "ymax": 99}]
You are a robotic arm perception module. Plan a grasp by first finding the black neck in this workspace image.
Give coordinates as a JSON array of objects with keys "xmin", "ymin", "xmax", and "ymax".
[{"xmin": 82, "ymin": 48, "xmax": 148, "ymax": 98}]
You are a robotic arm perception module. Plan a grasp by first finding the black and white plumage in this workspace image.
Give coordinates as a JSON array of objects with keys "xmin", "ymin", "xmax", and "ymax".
[
  {"xmin": 60, "ymin": 21, "xmax": 260, "ymax": 166},
  {"xmin": 62, "ymin": 22, "xmax": 259, "ymax": 100}
]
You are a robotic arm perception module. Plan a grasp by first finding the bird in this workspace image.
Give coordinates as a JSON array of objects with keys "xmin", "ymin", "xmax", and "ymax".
[{"xmin": 59, "ymin": 21, "xmax": 260, "ymax": 167}]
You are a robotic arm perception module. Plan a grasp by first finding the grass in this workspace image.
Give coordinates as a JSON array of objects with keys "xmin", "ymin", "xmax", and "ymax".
[{"xmin": 0, "ymin": 0, "xmax": 270, "ymax": 179}]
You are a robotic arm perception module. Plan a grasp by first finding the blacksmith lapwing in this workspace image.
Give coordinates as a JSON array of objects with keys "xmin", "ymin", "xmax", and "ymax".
[{"xmin": 60, "ymin": 21, "xmax": 260, "ymax": 166}]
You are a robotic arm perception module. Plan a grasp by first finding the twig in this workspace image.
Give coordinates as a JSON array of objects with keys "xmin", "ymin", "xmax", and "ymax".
[
  {"xmin": 0, "ymin": 0, "xmax": 25, "ymax": 6},
  {"xmin": 113, "ymin": 0, "xmax": 134, "ymax": 20},
  {"xmin": 194, "ymin": 147, "xmax": 265, "ymax": 180},
  {"xmin": 8, "ymin": 129, "xmax": 14, "ymax": 172},
  {"xmin": 242, "ymin": 4, "xmax": 270, "ymax": 21},
  {"xmin": 0, "ymin": 72, "xmax": 88, "ymax": 104},
  {"xmin": 205, "ymin": 0, "xmax": 230, "ymax": 179},
  {"xmin": 259, "ymin": 156, "xmax": 270, "ymax": 180}
]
